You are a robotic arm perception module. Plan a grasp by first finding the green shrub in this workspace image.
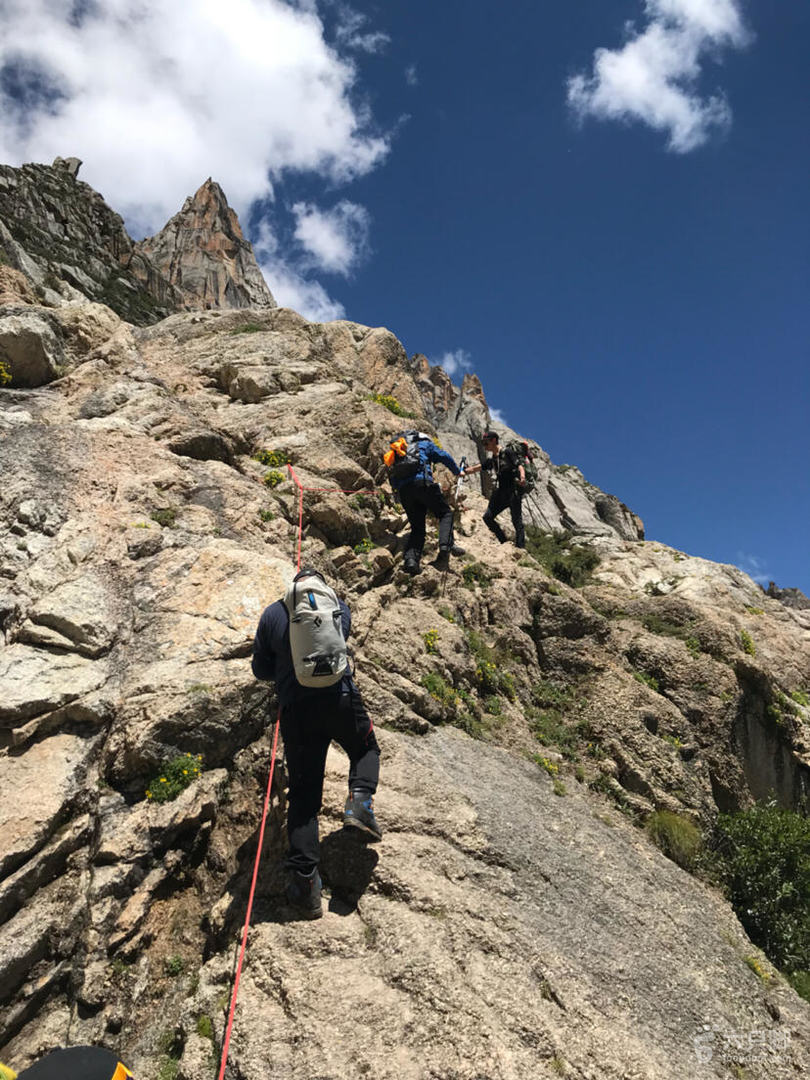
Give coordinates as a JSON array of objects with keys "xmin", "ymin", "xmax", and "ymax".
[
  {"xmin": 789, "ymin": 970, "xmax": 810, "ymax": 1003},
  {"xmin": 164, "ymin": 955, "xmax": 185, "ymax": 977},
  {"xmin": 257, "ymin": 508, "xmax": 274, "ymax": 522},
  {"xmin": 684, "ymin": 635, "xmax": 701, "ymax": 658},
  {"xmin": 646, "ymin": 811, "xmax": 702, "ymax": 870},
  {"xmin": 437, "ymin": 605, "xmax": 455, "ymax": 623},
  {"xmin": 713, "ymin": 800, "xmax": 810, "ymax": 976},
  {"xmin": 740, "ymin": 629, "xmax": 756, "ymax": 656},
  {"xmin": 146, "ymin": 753, "xmax": 203, "ymax": 804},
  {"xmin": 0, "ymin": 360, "xmax": 11, "ymax": 387},
  {"xmin": 253, "ymin": 449, "xmax": 289, "ymax": 467},
  {"xmin": 745, "ymin": 605, "xmax": 765, "ymax": 616},
  {"xmin": 423, "ymin": 628, "xmax": 439, "ymax": 654},
  {"xmin": 484, "ymin": 695, "xmax": 502, "ymax": 715},
  {"xmin": 353, "ymin": 537, "xmax": 373, "ymax": 554},
  {"xmin": 791, "ymin": 690, "xmax": 810, "ymax": 708},
  {"xmin": 467, "ymin": 630, "xmax": 516, "ymax": 699},
  {"xmin": 524, "ymin": 527, "xmax": 600, "ymax": 588},
  {"xmin": 150, "ymin": 508, "xmax": 177, "ymax": 528},
  {"xmin": 367, "ymin": 392, "xmax": 414, "ymax": 417},
  {"xmin": 420, "ymin": 673, "xmax": 480, "ymax": 737},
  {"xmin": 196, "ymin": 1015, "xmax": 214, "ymax": 1040},
  {"xmin": 461, "ymin": 561, "xmax": 492, "ymax": 589},
  {"xmin": 263, "ymin": 469, "xmax": 285, "ymax": 488}
]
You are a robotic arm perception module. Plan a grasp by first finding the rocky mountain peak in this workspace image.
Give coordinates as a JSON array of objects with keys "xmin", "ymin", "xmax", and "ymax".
[{"xmin": 135, "ymin": 179, "xmax": 275, "ymax": 313}]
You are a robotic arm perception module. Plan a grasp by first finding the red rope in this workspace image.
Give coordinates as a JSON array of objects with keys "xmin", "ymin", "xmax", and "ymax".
[
  {"xmin": 286, "ymin": 465, "xmax": 380, "ymax": 571},
  {"xmin": 217, "ymin": 716, "xmax": 281, "ymax": 1080}
]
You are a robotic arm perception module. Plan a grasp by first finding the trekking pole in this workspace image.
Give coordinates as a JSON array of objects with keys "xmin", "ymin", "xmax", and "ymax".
[
  {"xmin": 218, "ymin": 711, "xmax": 281, "ymax": 1080},
  {"xmin": 455, "ymin": 456, "xmax": 467, "ymax": 502}
]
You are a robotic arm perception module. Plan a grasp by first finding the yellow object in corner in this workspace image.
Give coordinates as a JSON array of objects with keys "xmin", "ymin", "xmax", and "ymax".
[
  {"xmin": 0, "ymin": 1064, "xmax": 18, "ymax": 1080},
  {"xmin": 111, "ymin": 1065, "xmax": 133, "ymax": 1080}
]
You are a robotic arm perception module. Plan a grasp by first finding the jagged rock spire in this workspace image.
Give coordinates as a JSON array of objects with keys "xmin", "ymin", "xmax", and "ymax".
[{"xmin": 135, "ymin": 178, "xmax": 275, "ymax": 312}]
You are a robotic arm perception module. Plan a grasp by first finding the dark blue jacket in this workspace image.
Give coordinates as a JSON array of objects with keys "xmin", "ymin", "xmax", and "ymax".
[
  {"xmin": 251, "ymin": 598, "xmax": 356, "ymax": 708},
  {"xmin": 390, "ymin": 437, "xmax": 462, "ymax": 492}
]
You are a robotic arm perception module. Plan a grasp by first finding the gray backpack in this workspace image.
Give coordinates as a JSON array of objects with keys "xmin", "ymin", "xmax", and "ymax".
[{"xmin": 283, "ymin": 572, "xmax": 348, "ymax": 687}]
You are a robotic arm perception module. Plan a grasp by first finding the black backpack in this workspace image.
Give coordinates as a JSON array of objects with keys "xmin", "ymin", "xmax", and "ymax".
[
  {"xmin": 506, "ymin": 440, "xmax": 538, "ymax": 493},
  {"xmin": 384, "ymin": 430, "xmax": 427, "ymax": 485}
]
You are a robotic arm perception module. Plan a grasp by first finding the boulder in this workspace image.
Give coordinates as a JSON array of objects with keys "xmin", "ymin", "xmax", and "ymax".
[{"xmin": 0, "ymin": 313, "xmax": 63, "ymax": 387}]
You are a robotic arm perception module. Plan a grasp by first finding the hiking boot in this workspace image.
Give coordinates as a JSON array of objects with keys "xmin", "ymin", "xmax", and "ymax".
[
  {"xmin": 450, "ymin": 544, "xmax": 466, "ymax": 556},
  {"xmin": 286, "ymin": 868, "xmax": 323, "ymax": 919},
  {"xmin": 344, "ymin": 791, "xmax": 382, "ymax": 841},
  {"xmin": 431, "ymin": 549, "xmax": 450, "ymax": 572},
  {"xmin": 403, "ymin": 556, "xmax": 420, "ymax": 576}
]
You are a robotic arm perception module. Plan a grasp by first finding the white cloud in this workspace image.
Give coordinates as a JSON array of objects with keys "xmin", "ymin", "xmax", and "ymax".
[
  {"xmin": 333, "ymin": 4, "xmax": 390, "ymax": 54},
  {"xmin": 292, "ymin": 200, "xmax": 371, "ymax": 275},
  {"xmin": 0, "ymin": 0, "xmax": 389, "ymax": 234},
  {"xmin": 253, "ymin": 220, "xmax": 345, "ymax": 321},
  {"xmin": 567, "ymin": 0, "xmax": 750, "ymax": 152},
  {"xmin": 435, "ymin": 349, "xmax": 473, "ymax": 377},
  {"xmin": 488, "ymin": 407, "xmax": 507, "ymax": 426},
  {"xmin": 405, "ymin": 64, "xmax": 418, "ymax": 87},
  {"xmin": 736, "ymin": 552, "xmax": 770, "ymax": 587}
]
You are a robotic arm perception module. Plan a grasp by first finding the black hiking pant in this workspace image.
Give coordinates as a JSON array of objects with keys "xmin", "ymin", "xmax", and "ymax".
[
  {"xmin": 280, "ymin": 689, "xmax": 380, "ymax": 874},
  {"xmin": 483, "ymin": 484, "xmax": 525, "ymax": 548},
  {"xmin": 399, "ymin": 481, "xmax": 455, "ymax": 565}
]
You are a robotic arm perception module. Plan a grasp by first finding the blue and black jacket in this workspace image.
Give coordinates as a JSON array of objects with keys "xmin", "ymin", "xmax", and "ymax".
[{"xmin": 389, "ymin": 436, "xmax": 463, "ymax": 492}]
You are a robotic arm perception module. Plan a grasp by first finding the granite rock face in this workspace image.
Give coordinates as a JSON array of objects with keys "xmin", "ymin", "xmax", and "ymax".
[
  {"xmin": 1, "ymin": 176, "xmax": 809, "ymax": 1079},
  {"xmin": 0, "ymin": 160, "xmax": 273, "ymax": 325},
  {"xmin": 135, "ymin": 180, "xmax": 275, "ymax": 312}
]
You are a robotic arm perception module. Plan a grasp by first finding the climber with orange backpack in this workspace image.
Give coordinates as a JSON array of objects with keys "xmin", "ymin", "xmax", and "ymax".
[{"xmin": 383, "ymin": 430, "xmax": 466, "ymax": 574}]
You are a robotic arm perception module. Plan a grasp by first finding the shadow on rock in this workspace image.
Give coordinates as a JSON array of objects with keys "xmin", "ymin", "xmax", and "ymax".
[{"xmin": 321, "ymin": 826, "xmax": 379, "ymax": 914}]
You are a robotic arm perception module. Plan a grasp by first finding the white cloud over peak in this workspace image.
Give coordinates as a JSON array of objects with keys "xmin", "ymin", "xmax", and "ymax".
[
  {"xmin": 488, "ymin": 407, "xmax": 507, "ymax": 426},
  {"xmin": 567, "ymin": 0, "xmax": 750, "ymax": 152},
  {"xmin": 292, "ymin": 200, "xmax": 371, "ymax": 275},
  {"xmin": 253, "ymin": 220, "xmax": 345, "ymax": 322},
  {"xmin": 0, "ymin": 0, "xmax": 389, "ymax": 234},
  {"xmin": 435, "ymin": 349, "xmax": 473, "ymax": 377}
]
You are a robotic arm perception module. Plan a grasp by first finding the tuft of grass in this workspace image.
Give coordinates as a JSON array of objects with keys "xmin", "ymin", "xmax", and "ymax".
[
  {"xmin": 0, "ymin": 359, "xmax": 11, "ymax": 386},
  {"xmin": 524, "ymin": 527, "xmax": 600, "ymax": 588},
  {"xmin": 745, "ymin": 605, "xmax": 765, "ymax": 616},
  {"xmin": 230, "ymin": 322, "xmax": 265, "ymax": 334},
  {"xmin": 645, "ymin": 810, "xmax": 702, "ymax": 870},
  {"xmin": 790, "ymin": 690, "xmax": 809, "ymax": 708},
  {"xmin": 461, "ymin": 561, "xmax": 492, "ymax": 589},
  {"xmin": 146, "ymin": 753, "xmax": 203, "ymax": 804},
  {"xmin": 196, "ymin": 1014, "xmax": 214, "ymax": 1040},
  {"xmin": 437, "ymin": 605, "xmax": 455, "ymax": 623},
  {"xmin": 423, "ymin": 628, "xmax": 439, "ymax": 654},
  {"xmin": 740, "ymin": 629, "xmax": 756, "ymax": 656},
  {"xmin": 150, "ymin": 508, "xmax": 177, "ymax": 528},
  {"xmin": 257, "ymin": 508, "xmax": 274, "ymax": 522},
  {"xmin": 633, "ymin": 670, "xmax": 660, "ymax": 693},
  {"xmin": 353, "ymin": 537, "xmax": 373, "ymax": 555}
]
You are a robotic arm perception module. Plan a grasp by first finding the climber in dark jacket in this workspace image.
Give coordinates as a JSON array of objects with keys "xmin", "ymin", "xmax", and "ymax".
[
  {"xmin": 386, "ymin": 432, "xmax": 466, "ymax": 574},
  {"xmin": 465, "ymin": 431, "xmax": 526, "ymax": 548},
  {"xmin": 251, "ymin": 569, "xmax": 381, "ymax": 919}
]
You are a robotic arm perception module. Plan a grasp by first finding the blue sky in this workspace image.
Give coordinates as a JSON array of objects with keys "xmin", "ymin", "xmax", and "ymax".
[{"xmin": 0, "ymin": 1, "xmax": 807, "ymax": 592}]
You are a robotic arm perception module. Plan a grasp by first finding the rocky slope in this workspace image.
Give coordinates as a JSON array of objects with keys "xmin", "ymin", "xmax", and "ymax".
[
  {"xmin": 0, "ymin": 159, "xmax": 274, "ymax": 326},
  {"xmin": 1, "ymin": 178, "xmax": 809, "ymax": 1079}
]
